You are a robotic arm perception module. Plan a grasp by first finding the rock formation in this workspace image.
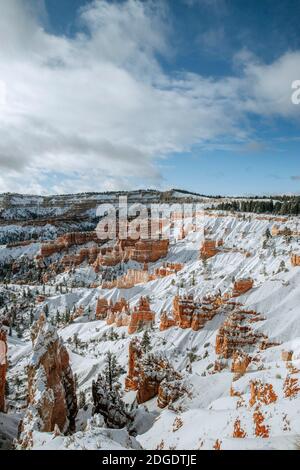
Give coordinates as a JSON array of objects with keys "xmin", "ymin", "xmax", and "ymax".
[
  {"xmin": 154, "ymin": 262, "xmax": 183, "ymax": 277},
  {"xmin": 0, "ymin": 326, "xmax": 7, "ymax": 412},
  {"xmin": 249, "ymin": 380, "xmax": 277, "ymax": 407},
  {"xmin": 102, "ymin": 262, "xmax": 183, "ymax": 290},
  {"xmin": 159, "ymin": 311, "xmax": 176, "ymax": 331},
  {"xmin": 95, "ymin": 239, "xmax": 169, "ymax": 267},
  {"xmin": 172, "ymin": 293, "xmax": 223, "ymax": 331},
  {"xmin": 157, "ymin": 379, "xmax": 187, "ymax": 409},
  {"xmin": 125, "ymin": 338, "xmax": 181, "ymax": 405},
  {"xmin": 253, "ymin": 409, "xmax": 269, "ymax": 438},
  {"xmin": 281, "ymin": 350, "xmax": 293, "ymax": 362},
  {"xmin": 232, "ymin": 418, "xmax": 246, "ymax": 438},
  {"xmin": 291, "ymin": 254, "xmax": 300, "ymax": 267},
  {"xmin": 231, "ymin": 351, "xmax": 251, "ymax": 375},
  {"xmin": 232, "ymin": 278, "xmax": 254, "ymax": 297},
  {"xmin": 284, "ymin": 375, "xmax": 300, "ymax": 399},
  {"xmin": 96, "ymin": 297, "xmax": 109, "ymax": 320},
  {"xmin": 40, "ymin": 231, "xmax": 101, "ymax": 258},
  {"xmin": 128, "ymin": 297, "xmax": 155, "ymax": 335},
  {"xmin": 18, "ymin": 314, "xmax": 78, "ymax": 448},
  {"xmin": 200, "ymin": 239, "xmax": 219, "ymax": 259},
  {"xmin": 215, "ymin": 309, "xmax": 265, "ymax": 359}
]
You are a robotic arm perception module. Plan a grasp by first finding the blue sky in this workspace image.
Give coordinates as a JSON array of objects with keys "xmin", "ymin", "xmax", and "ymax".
[{"xmin": 0, "ymin": 0, "xmax": 299, "ymax": 195}]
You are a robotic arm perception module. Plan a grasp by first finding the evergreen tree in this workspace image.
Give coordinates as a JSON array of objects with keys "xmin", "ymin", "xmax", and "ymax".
[
  {"xmin": 79, "ymin": 391, "xmax": 86, "ymax": 409},
  {"xmin": 104, "ymin": 351, "xmax": 124, "ymax": 391},
  {"xmin": 141, "ymin": 330, "xmax": 151, "ymax": 353}
]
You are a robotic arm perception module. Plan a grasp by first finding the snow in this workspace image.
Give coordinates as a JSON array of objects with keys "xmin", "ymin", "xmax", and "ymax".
[{"xmin": 2, "ymin": 210, "xmax": 300, "ymax": 450}]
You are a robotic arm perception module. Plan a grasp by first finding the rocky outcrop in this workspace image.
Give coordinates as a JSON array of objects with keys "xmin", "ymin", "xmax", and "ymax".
[
  {"xmin": 157, "ymin": 379, "xmax": 187, "ymax": 409},
  {"xmin": 95, "ymin": 239, "xmax": 169, "ymax": 267},
  {"xmin": 102, "ymin": 268, "xmax": 150, "ymax": 289},
  {"xmin": 249, "ymin": 380, "xmax": 277, "ymax": 407},
  {"xmin": 130, "ymin": 239, "xmax": 169, "ymax": 263},
  {"xmin": 128, "ymin": 297, "xmax": 155, "ymax": 335},
  {"xmin": 40, "ymin": 231, "xmax": 100, "ymax": 258},
  {"xmin": 102, "ymin": 262, "xmax": 183, "ymax": 290},
  {"xmin": 232, "ymin": 278, "xmax": 254, "ymax": 297},
  {"xmin": 281, "ymin": 350, "xmax": 293, "ymax": 362},
  {"xmin": 96, "ymin": 298, "xmax": 109, "ymax": 320},
  {"xmin": 96, "ymin": 297, "xmax": 154, "ymax": 334},
  {"xmin": 200, "ymin": 239, "xmax": 219, "ymax": 259},
  {"xmin": 154, "ymin": 262, "xmax": 183, "ymax": 277},
  {"xmin": 253, "ymin": 409, "xmax": 269, "ymax": 438},
  {"xmin": 0, "ymin": 326, "xmax": 7, "ymax": 413},
  {"xmin": 284, "ymin": 375, "xmax": 300, "ymax": 399},
  {"xmin": 96, "ymin": 297, "xmax": 130, "ymax": 321},
  {"xmin": 173, "ymin": 294, "xmax": 197, "ymax": 329},
  {"xmin": 18, "ymin": 314, "xmax": 78, "ymax": 448},
  {"xmin": 291, "ymin": 254, "xmax": 300, "ymax": 267},
  {"xmin": 159, "ymin": 311, "xmax": 176, "ymax": 331},
  {"xmin": 231, "ymin": 351, "xmax": 251, "ymax": 375},
  {"xmin": 232, "ymin": 418, "xmax": 246, "ymax": 438},
  {"xmin": 125, "ymin": 339, "xmax": 181, "ymax": 405},
  {"xmin": 215, "ymin": 309, "xmax": 265, "ymax": 359},
  {"xmin": 172, "ymin": 293, "xmax": 223, "ymax": 331}
]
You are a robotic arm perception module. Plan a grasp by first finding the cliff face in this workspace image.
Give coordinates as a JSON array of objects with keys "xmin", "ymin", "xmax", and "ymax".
[
  {"xmin": 18, "ymin": 314, "xmax": 77, "ymax": 448},
  {"xmin": 0, "ymin": 326, "xmax": 7, "ymax": 413}
]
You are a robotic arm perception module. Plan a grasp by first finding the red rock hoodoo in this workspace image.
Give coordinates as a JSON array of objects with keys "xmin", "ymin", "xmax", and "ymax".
[
  {"xmin": 18, "ymin": 314, "xmax": 78, "ymax": 448},
  {"xmin": 125, "ymin": 338, "xmax": 182, "ymax": 406},
  {"xmin": 40, "ymin": 231, "xmax": 101, "ymax": 258},
  {"xmin": 291, "ymin": 254, "xmax": 300, "ymax": 267},
  {"xmin": 232, "ymin": 278, "xmax": 254, "ymax": 297},
  {"xmin": 128, "ymin": 297, "xmax": 155, "ymax": 335},
  {"xmin": 171, "ymin": 294, "xmax": 223, "ymax": 331},
  {"xmin": 200, "ymin": 239, "xmax": 219, "ymax": 259},
  {"xmin": 95, "ymin": 239, "xmax": 169, "ymax": 268},
  {"xmin": 215, "ymin": 309, "xmax": 265, "ymax": 359}
]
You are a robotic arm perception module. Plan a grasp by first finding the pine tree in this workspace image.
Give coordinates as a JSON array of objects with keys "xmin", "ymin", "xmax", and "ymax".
[
  {"xmin": 79, "ymin": 391, "xmax": 86, "ymax": 409},
  {"xmin": 141, "ymin": 330, "xmax": 151, "ymax": 353},
  {"xmin": 104, "ymin": 351, "xmax": 123, "ymax": 391},
  {"xmin": 44, "ymin": 304, "xmax": 49, "ymax": 318},
  {"xmin": 264, "ymin": 228, "xmax": 271, "ymax": 239}
]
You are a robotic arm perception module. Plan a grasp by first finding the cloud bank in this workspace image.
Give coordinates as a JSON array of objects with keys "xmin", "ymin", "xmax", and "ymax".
[{"xmin": 0, "ymin": 0, "xmax": 299, "ymax": 194}]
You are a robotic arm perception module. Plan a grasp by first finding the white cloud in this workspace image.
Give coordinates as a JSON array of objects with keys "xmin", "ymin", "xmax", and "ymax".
[{"xmin": 0, "ymin": 0, "xmax": 299, "ymax": 194}]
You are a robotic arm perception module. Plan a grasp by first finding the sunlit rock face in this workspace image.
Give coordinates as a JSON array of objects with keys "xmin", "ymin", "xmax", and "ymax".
[
  {"xmin": 291, "ymin": 253, "xmax": 300, "ymax": 266},
  {"xmin": 232, "ymin": 278, "xmax": 254, "ymax": 297},
  {"xmin": 200, "ymin": 239, "xmax": 219, "ymax": 259},
  {"xmin": 0, "ymin": 326, "xmax": 7, "ymax": 412},
  {"xmin": 95, "ymin": 239, "xmax": 169, "ymax": 267},
  {"xmin": 18, "ymin": 314, "xmax": 78, "ymax": 449},
  {"xmin": 128, "ymin": 297, "xmax": 155, "ymax": 335}
]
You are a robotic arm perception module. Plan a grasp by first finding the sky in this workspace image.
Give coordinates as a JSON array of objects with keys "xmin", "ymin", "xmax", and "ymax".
[{"xmin": 0, "ymin": 0, "xmax": 299, "ymax": 196}]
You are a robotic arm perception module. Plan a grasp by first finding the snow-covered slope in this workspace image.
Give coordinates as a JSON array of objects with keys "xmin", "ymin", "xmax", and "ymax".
[{"xmin": 1, "ymin": 210, "xmax": 300, "ymax": 450}]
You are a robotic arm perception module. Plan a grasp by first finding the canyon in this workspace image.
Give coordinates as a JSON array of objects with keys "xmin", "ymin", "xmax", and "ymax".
[{"xmin": 1, "ymin": 191, "xmax": 300, "ymax": 450}]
